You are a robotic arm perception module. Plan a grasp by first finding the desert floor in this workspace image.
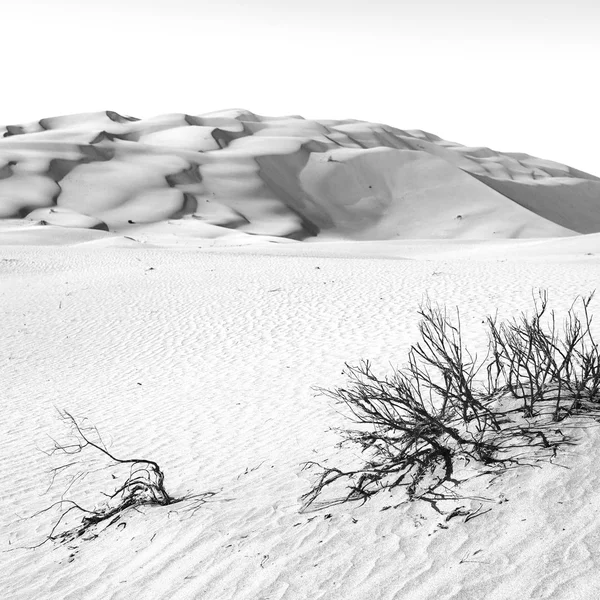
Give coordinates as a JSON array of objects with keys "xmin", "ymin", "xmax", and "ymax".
[{"xmin": 2, "ymin": 239, "xmax": 600, "ymax": 599}]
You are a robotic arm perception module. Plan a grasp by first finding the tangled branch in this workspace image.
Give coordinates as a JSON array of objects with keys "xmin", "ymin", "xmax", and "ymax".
[
  {"xmin": 35, "ymin": 410, "xmax": 177, "ymax": 545},
  {"xmin": 303, "ymin": 291, "xmax": 598, "ymax": 511}
]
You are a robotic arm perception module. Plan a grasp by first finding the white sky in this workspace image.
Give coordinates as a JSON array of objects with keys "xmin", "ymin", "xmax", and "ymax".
[{"xmin": 2, "ymin": 0, "xmax": 600, "ymax": 174}]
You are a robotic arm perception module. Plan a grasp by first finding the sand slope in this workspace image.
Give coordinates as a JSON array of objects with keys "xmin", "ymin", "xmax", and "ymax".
[{"xmin": 1, "ymin": 110, "xmax": 598, "ymax": 244}]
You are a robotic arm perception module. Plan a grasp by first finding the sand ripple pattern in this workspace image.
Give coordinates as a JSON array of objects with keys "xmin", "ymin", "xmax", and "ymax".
[{"xmin": 2, "ymin": 247, "xmax": 600, "ymax": 599}]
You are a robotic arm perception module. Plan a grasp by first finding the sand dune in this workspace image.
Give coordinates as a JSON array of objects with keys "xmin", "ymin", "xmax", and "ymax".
[
  {"xmin": 1, "ymin": 109, "xmax": 598, "ymax": 245},
  {"xmin": 2, "ymin": 109, "xmax": 600, "ymax": 599}
]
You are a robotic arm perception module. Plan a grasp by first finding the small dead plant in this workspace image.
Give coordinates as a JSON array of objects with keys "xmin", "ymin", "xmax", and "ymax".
[{"xmin": 35, "ymin": 410, "xmax": 178, "ymax": 545}]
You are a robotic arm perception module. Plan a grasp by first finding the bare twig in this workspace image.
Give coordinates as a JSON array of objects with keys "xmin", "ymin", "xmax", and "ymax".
[{"xmin": 35, "ymin": 410, "xmax": 178, "ymax": 545}]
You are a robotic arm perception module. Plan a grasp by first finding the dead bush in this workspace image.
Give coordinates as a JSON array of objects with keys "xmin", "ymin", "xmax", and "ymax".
[
  {"xmin": 303, "ymin": 291, "xmax": 597, "ymax": 510},
  {"xmin": 34, "ymin": 410, "xmax": 177, "ymax": 545}
]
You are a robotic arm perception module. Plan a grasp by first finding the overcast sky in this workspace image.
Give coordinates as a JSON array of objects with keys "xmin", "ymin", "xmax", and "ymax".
[{"xmin": 3, "ymin": 0, "xmax": 599, "ymax": 174}]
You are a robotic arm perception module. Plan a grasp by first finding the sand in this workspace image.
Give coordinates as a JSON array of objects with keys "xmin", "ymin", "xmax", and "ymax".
[
  {"xmin": 2, "ymin": 110, "xmax": 600, "ymax": 599},
  {"xmin": 2, "ymin": 109, "xmax": 599, "ymax": 246},
  {"xmin": 1, "ymin": 243, "xmax": 599, "ymax": 599}
]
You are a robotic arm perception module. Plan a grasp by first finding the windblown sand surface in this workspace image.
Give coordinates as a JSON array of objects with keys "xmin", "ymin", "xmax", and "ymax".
[
  {"xmin": 2, "ymin": 242, "xmax": 600, "ymax": 600},
  {"xmin": 1, "ymin": 109, "xmax": 600, "ymax": 246},
  {"xmin": 2, "ymin": 110, "xmax": 600, "ymax": 599}
]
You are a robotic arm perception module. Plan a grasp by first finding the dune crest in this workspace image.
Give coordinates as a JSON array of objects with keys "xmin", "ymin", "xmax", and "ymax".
[{"xmin": 1, "ymin": 109, "xmax": 598, "ymax": 243}]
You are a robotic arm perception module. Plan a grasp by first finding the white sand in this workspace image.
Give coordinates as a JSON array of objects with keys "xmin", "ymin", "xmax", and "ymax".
[
  {"xmin": 1, "ymin": 243, "xmax": 600, "ymax": 600},
  {"xmin": 2, "ymin": 110, "xmax": 600, "ymax": 599},
  {"xmin": 1, "ymin": 109, "xmax": 599, "ymax": 245}
]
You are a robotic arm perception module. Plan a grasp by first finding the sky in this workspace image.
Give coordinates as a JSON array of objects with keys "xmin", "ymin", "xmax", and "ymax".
[{"xmin": 2, "ymin": 0, "xmax": 600, "ymax": 174}]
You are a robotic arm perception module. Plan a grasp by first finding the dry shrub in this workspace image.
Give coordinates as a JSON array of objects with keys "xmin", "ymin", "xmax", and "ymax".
[{"xmin": 303, "ymin": 291, "xmax": 598, "ymax": 510}]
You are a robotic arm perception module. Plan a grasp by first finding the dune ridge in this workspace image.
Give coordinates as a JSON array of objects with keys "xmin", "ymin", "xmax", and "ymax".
[{"xmin": 1, "ymin": 109, "xmax": 598, "ymax": 245}]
